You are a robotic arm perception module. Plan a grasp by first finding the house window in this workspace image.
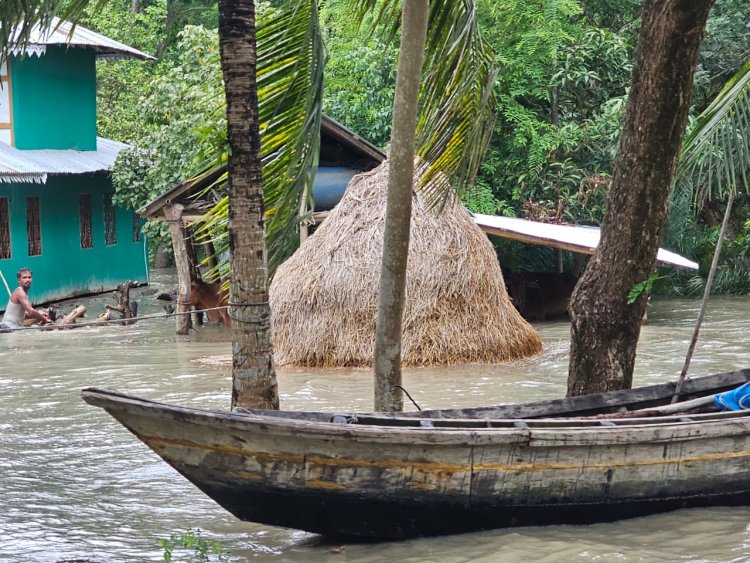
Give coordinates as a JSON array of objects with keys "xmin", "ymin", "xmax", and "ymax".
[
  {"xmin": 132, "ymin": 212, "xmax": 141, "ymax": 243},
  {"xmin": 103, "ymin": 193, "xmax": 116, "ymax": 245},
  {"xmin": 80, "ymin": 194, "xmax": 92, "ymax": 249},
  {"xmin": 0, "ymin": 197, "xmax": 10, "ymax": 259},
  {"xmin": 26, "ymin": 197, "xmax": 41, "ymax": 256}
]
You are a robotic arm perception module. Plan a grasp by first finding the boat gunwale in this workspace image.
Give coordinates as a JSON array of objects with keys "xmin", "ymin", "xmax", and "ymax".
[{"xmin": 81, "ymin": 386, "xmax": 750, "ymax": 447}]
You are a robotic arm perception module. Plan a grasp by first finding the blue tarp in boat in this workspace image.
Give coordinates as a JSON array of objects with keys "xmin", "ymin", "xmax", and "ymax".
[{"xmin": 714, "ymin": 382, "xmax": 750, "ymax": 411}]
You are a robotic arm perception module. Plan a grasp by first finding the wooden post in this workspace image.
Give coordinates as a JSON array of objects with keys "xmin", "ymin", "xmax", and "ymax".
[
  {"xmin": 184, "ymin": 226, "xmax": 203, "ymax": 326},
  {"xmin": 165, "ymin": 204, "xmax": 192, "ymax": 335}
]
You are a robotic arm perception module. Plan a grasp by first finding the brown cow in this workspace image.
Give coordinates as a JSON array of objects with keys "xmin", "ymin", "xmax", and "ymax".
[{"xmin": 190, "ymin": 280, "xmax": 230, "ymax": 326}]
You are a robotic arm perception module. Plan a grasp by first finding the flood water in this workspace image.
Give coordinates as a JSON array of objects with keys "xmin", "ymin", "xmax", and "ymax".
[{"xmin": 1, "ymin": 269, "xmax": 750, "ymax": 562}]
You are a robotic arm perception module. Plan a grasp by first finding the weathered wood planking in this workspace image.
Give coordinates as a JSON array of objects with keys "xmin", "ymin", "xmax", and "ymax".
[{"xmin": 82, "ymin": 370, "xmax": 750, "ymax": 539}]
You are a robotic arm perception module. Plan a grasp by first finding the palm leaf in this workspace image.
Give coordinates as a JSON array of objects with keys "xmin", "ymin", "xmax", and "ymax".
[
  {"xmin": 194, "ymin": 1, "xmax": 324, "ymax": 279},
  {"xmin": 348, "ymin": 0, "xmax": 498, "ymax": 207},
  {"xmin": 417, "ymin": 0, "xmax": 498, "ymax": 206},
  {"xmin": 676, "ymin": 57, "xmax": 750, "ymax": 199}
]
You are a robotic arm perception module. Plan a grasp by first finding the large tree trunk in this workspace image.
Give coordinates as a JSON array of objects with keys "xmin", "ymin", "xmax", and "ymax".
[
  {"xmin": 373, "ymin": 0, "xmax": 429, "ymax": 411},
  {"xmin": 567, "ymin": 0, "xmax": 715, "ymax": 396},
  {"xmin": 218, "ymin": 0, "xmax": 279, "ymax": 410}
]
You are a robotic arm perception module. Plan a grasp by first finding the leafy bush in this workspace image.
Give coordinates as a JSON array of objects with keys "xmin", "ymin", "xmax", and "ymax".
[{"xmin": 159, "ymin": 528, "xmax": 227, "ymax": 562}]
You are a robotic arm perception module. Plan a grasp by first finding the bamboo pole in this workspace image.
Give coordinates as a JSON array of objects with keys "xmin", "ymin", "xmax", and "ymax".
[
  {"xmin": 672, "ymin": 192, "xmax": 734, "ymax": 403},
  {"xmin": 0, "ymin": 268, "xmax": 11, "ymax": 298}
]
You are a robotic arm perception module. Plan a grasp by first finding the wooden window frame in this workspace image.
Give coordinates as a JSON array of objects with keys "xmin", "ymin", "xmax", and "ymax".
[
  {"xmin": 132, "ymin": 211, "xmax": 141, "ymax": 243},
  {"xmin": 0, "ymin": 197, "xmax": 10, "ymax": 259},
  {"xmin": 103, "ymin": 193, "xmax": 116, "ymax": 246},
  {"xmin": 26, "ymin": 197, "xmax": 41, "ymax": 256},
  {"xmin": 80, "ymin": 193, "xmax": 92, "ymax": 249}
]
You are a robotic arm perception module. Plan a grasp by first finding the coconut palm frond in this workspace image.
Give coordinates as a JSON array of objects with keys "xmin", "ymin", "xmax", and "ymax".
[
  {"xmin": 348, "ymin": 0, "xmax": 498, "ymax": 208},
  {"xmin": 417, "ymin": 0, "xmax": 498, "ymax": 207},
  {"xmin": 191, "ymin": 1, "xmax": 324, "ymax": 279},
  {"xmin": 676, "ymin": 58, "xmax": 750, "ymax": 200},
  {"xmin": 258, "ymin": 1, "xmax": 323, "ymax": 274}
]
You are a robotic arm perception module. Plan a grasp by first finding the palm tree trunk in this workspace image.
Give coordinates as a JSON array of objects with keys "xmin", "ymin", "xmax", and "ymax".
[
  {"xmin": 373, "ymin": 0, "xmax": 429, "ymax": 411},
  {"xmin": 567, "ymin": 0, "xmax": 715, "ymax": 396},
  {"xmin": 218, "ymin": 0, "xmax": 279, "ymax": 410}
]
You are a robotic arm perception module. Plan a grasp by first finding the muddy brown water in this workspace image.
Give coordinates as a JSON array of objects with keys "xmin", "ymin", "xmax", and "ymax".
[{"xmin": 1, "ymin": 269, "xmax": 749, "ymax": 562}]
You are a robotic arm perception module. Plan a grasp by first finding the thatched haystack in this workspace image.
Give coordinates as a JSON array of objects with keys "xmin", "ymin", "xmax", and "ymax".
[{"xmin": 270, "ymin": 160, "xmax": 542, "ymax": 366}]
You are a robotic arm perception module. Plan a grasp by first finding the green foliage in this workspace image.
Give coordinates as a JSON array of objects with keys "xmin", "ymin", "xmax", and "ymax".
[
  {"xmin": 552, "ymin": 29, "xmax": 633, "ymax": 118},
  {"xmin": 694, "ymin": 0, "xmax": 750, "ymax": 108},
  {"xmin": 159, "ymin": 528, "xmax": 227, "ymax": 563},
  {"xmin": 193, "ymin": 0, "xmax": 326, "ymax": 278},
  {"xmin": 627, "ymin": 273, "xmax": 662, "ymax": 304},
  {"xmin": 460, "ymin": 183, "xmax": 514, "ymax": 216},
  {"xmin": 661, "ymin": 196, "xmax": 750, "ymax": 297},
  {"xmin": 323, "ymin": 42, "xmax": 396, "ymax": 148},
  {"xmin": 82, "ymin": 0, "xmax": 166, "ymax": 142},
  {"xmin": 665, "ymin": 35, "xmax": 750, "ymax": 297},
  {"xmin": 110, "ymin": 25, "xmax": 225, "ymax": 258},
  {"xmin": 82, "ymin": 0, "xmax": 221, "ymax": 144},
  {"xmin": 321, "ymin": 2, "xmax": 395, "ymax": 147},
  {"xmin": 342, "ymin": 0, "xmax": 501, "ymax": 203},
  {"xmin": 579, "ymin": 0, "xmax": 642, "ymax": 31},
  {"xmin": 474, "ymin": 0, "xmax": 634, "ymax": 231},
  {"xmin": 480, "ymin": 0, "xmax": 583, "ymax": 104}
]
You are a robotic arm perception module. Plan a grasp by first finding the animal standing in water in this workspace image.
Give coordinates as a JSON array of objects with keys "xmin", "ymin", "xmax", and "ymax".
[{"xmin": 190, "ymin": 280, "xmax": 230, "ymax": 326}]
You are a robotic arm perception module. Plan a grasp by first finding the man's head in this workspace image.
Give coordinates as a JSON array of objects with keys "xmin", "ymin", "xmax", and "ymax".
[{"xmin": 16, "ymin": 268, "xmax": 32, "ymax": 290}]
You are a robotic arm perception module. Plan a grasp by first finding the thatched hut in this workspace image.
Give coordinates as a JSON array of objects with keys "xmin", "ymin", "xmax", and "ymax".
[{"xmin": 270, "ymin": 160, "xmax": 542, "ymax": 366}]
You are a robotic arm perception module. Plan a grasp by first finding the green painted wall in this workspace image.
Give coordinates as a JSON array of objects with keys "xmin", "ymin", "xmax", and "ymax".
[
  {"xmin": 0, "ymin": 174, "xmax": 148, "ymax": 305},
  {"xmin": 10, "ymin": 47, "xmax": 97, "ymax": 150}
]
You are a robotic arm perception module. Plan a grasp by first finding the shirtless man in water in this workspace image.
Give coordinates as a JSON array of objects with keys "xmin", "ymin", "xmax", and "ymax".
[{"xmin": 0, "ymin": 268, "xmax": 51, "ymax": 330}]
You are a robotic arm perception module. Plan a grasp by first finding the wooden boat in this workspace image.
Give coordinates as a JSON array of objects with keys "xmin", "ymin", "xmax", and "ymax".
[{"xmin": 81, "ymin": 368, "xmax": 750, "ymax": 539}]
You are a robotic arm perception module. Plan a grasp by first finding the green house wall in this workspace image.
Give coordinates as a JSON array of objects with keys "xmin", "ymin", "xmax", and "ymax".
[
  {"xmin": 0, "ymin": 174, "xmax": 148, "ymax": 305},
  {"xmin": 10, "ymin": 47, "xmax": 97, "ymax": 150}
]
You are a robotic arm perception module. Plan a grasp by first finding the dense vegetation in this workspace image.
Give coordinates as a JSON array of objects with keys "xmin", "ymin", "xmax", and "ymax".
[{"xmin": 89, "ymin": 0, "xmax": 750, "ymax": 295}]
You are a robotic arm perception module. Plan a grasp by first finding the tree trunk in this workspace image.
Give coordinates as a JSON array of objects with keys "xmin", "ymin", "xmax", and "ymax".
[
  {"xmin": 218, "ymin": 0, "xmax": 279, "ymax": 410},
  {"xmin": 567, "ymin": 0, "xmax": 715, "ymax": 396},
  {"xmin": 373, "ymin": 0, "xmax": 428, "ymax": 412}
]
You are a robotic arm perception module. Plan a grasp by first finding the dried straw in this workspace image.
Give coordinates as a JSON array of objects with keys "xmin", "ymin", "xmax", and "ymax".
[{"xmin": 270, "ymin": 160, "xmax": 542, "ymax": 367}]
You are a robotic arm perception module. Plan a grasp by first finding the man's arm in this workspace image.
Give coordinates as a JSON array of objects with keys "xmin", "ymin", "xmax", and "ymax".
[{"xmin": 13, "ymin": 289, "xmax": 51, "ymax": 324}]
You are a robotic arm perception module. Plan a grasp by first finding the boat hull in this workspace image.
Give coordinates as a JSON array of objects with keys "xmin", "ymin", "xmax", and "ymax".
[
  {"xmin": 82, "ymin": 386, "xmax": 750, "ymax": 539},
  {"xmin": 199, "ymin": 482, "xmax": 750, "ymax": 538}
]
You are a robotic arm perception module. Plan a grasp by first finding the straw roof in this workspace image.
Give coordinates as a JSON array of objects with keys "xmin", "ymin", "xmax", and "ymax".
[{"xmin": 270, "ymin": 160, "xmax": 542, "ymax": 367}]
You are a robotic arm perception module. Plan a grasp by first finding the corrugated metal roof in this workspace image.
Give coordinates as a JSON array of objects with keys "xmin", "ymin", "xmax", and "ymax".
[
  {"xmin": 0, "ymin": 137, "xmax": 129, "ymax": 184},
  {"xmin": 472, "ymin": 212, "xmax": 698, "ymax": 270},
  {"xmin": 11, "ymin": 17, "xmax": 155, "ymax": 61}
]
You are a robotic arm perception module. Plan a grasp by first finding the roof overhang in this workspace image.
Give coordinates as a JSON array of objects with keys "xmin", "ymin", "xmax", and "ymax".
[
  {"xmin": 472, "ymin": 212, "xmax": 698, "ymax": 270},
  {"xmin": 138, "ymin": 165, "xmax": 226, "ymax": 221},
  {"xmin": 0, "ymin": 137, "xmax": 129, "ymax": 184},
  {"xmin": 8, "ymin": 17, "xmax": 155, "ymax": 61}
]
